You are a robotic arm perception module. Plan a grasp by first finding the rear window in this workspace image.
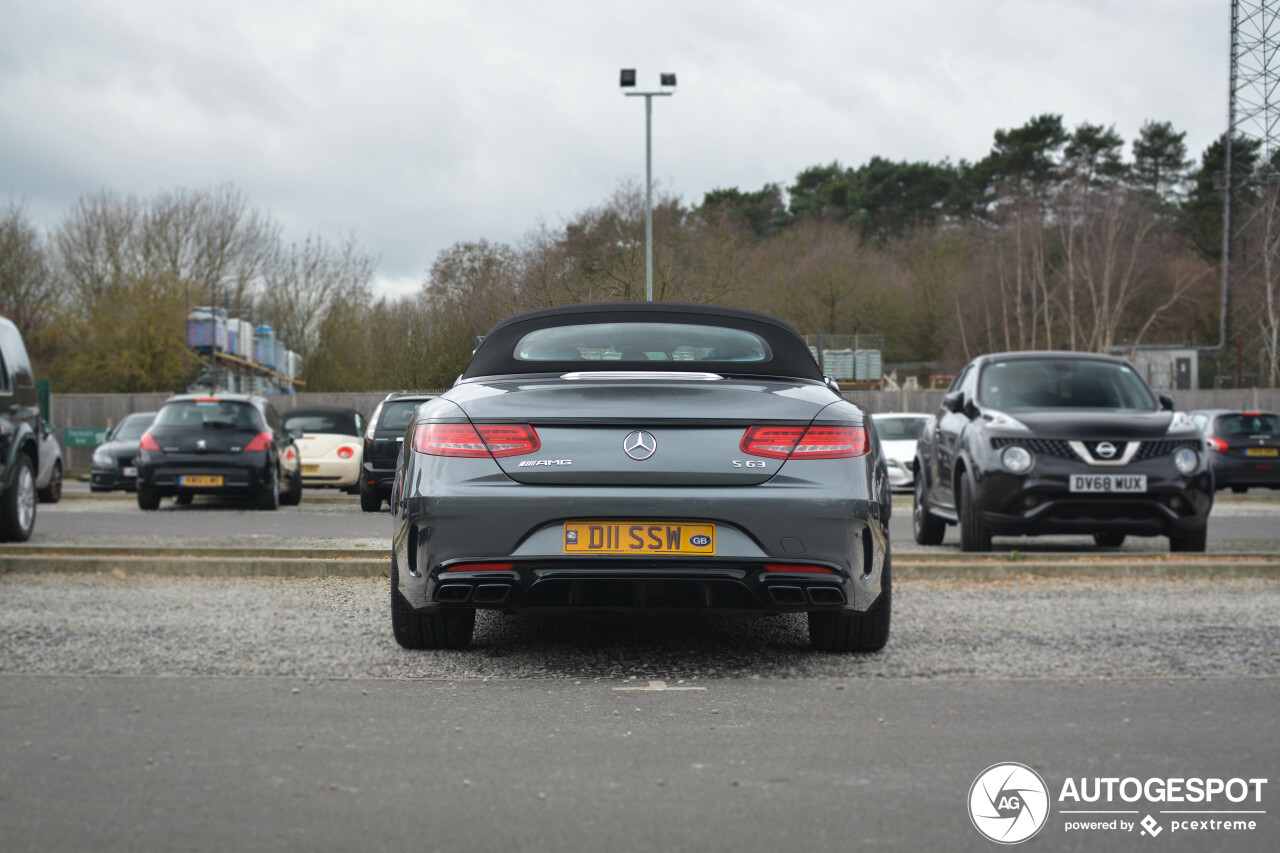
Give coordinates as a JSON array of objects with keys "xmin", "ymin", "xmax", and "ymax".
[
  {"xmin": 378, "ymin": 401, "xmax": 424, "ymax": 431},
  {"xmin": 114, "ymin": 415, "xmax": 154, "ymax": 441},
  {"xmin": 515, "ymin": 323, "xmax": 771, "ymax": 363},
  {"xmin": 283, "ymin": 412, "xmax": 360, "ymax": 436},
  {"xmin": 154, "ymin": 400, "xmax": 264, "ymax": 430},
  {"xmin": 1217, "ymin": 413, "xmax": 1280, "ymax": 436},
  {"xmin": 873, "ymin": 417, "xmax": 929, "ymax": 440}
]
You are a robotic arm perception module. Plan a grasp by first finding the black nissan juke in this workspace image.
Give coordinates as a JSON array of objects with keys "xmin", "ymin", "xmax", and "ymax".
[{"xmin": 913, "ymin": 352, "xmax": 1213, "ymax": 552}]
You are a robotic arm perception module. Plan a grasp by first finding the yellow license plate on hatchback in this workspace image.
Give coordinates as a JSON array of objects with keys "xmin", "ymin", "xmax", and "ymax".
[
  {"xmin": 180, "ymin": 475, "xmax": 223, "ymax": 487},
  {"xmin": 563, "ymin": 522, "xmax": 715, "ymax": 555},
  {"xmin": 1247, "ymin": 447, "xmax": 1278, "ymax": 457},
  {"xmin": 302, "ymin": 465, "xmax": 320, "ymax": 474}
]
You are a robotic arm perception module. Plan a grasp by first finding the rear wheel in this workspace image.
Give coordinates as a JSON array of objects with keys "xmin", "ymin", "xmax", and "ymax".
[
  {"xmin": 38, "ymin": 460, "xmax": 62, "ymax": 503},
  {"xmin": 0, "ymin": 455, "xmax": 37, "ymax": 541},
  {"xmin": 1169, "ymin": 529, "xmax": 1207, "ymax": 552},
  {"xmin": 360, "ymin": 485, "xmax": 382, "ymax": 513},
  {"xmin": 958, "ymin": 474, "xmax": 992, "ymax": 552},
  {"xmin": 137, "ymin": 484, "xmax": 161, "ymax": 510},
  {"xmin": 808, "ymin": 551, "xmax": 891, "ymax": 653},
  {"xmin": 390, "ymin": 555, "xmax": 475, "ymax": 649},
  {"xmin": 256, "ymin": 465, "xmax": 280, "ymax": 510},
  {"xmin": 1093, "ymin": 532, "xmax": 1126, "ymax": 548},
  {"xmin": 913, "ymin": 474, "xmax": 945, "ymax": 545},
  {"xmin": 280, "ymin": 469, "xmax": 303, "ymax": 506}
]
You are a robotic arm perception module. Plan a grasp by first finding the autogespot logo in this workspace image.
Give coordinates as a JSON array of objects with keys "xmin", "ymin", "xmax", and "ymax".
[{"xmin": 969, "ymin": 762, "xmax": 1051, "ymax": 845}]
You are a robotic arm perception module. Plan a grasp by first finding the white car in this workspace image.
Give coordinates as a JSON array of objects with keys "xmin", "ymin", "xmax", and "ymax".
[
  {"xmin": 870, "ymin": 412, "xmax": 931, "ymax": 491},
  {"xmin": 281, "ymin": 406, "xmax": 366, "ymax": 491}
]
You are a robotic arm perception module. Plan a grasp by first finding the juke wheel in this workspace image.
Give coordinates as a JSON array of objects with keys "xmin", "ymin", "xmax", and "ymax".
[
  {"xmin": 1094, "ymin": 532, "xmax": 1126, "ymax": 548},
  {"xmin": 913, "ymin": 475, "xmax": 945, "ymax": 545},
  {"xmin": 959, "ymin": 474, "xmax": 992, "ymax": 552},
  {"xmin": 390, "ymin": 555, "xmax": 475, "ymax": 649},
  {"xmin": 1169, "ymin": 529, "xmax": 1207, "ymax": 552},
  {"xmin": 808, "ymin": 551, "xmax": 891, "ymax": 653}
]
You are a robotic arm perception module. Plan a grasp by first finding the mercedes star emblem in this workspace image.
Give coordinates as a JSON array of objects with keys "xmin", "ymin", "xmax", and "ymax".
[
  {"xmin": 1095, "ymin": 441, "xmax": 1117, "ymax": 459},
  {"xmin": 623, "ymin": 430, "xmax": 657, "ymax": 461},
  {"xmin": 196, "ymin": 439, "xmax": 207, "ymax": 451}
]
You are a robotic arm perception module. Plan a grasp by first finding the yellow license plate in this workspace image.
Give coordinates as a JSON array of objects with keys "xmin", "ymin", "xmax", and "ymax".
[
  {"xmin": 563, "ymin": 522, "xmax": 715, "ymax": 555},
  {"xmin": 180, "ymin": 475, "xmax": 223, "ymax": 487},
  {"xmin": 302, "ymin": 465, "xmax": 320, "ymax": 473},
  {"xmin": 1247, "ymin": 447, "xmax": 1278, "ymax": 457}
]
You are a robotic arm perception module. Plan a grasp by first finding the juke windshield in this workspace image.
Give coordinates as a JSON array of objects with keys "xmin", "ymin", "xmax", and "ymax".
[{"xmin": 978, "ymin": 359, "xmax": 1157, "ymax": 412}]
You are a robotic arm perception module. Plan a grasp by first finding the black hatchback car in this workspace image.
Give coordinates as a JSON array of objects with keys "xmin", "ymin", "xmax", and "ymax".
[
  {"xmin": 90, "ymin": 411, "xmax": 156, "ymax": 492},
  {"xmin": 1190, "ymin": 409, "xmax": 1280, "ymax": 493},
  {"xmin": 136, "ymin": 395, "xmax": 303, "ymax": 510},
  {"xmin": 360, "ymin": 392, "xmax": 434, "ymax": 512},
  {"xmin": 914, "ymin": 352, "xmax": 1212, "ymax": 552}
]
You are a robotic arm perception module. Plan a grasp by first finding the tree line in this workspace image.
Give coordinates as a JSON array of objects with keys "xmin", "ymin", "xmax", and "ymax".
[{"xmin": 3, "ymin": 114, "xmax": 1279, "ymax": 392}]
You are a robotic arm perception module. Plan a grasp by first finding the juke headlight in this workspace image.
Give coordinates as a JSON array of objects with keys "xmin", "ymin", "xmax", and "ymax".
[
  {"xmin": 1001, "ymin": 445, "xmax": 1034, "ymax": 474},
  {"xmin": 1174, "ymin": 447, "xmax": 1199, "ymax": 475},
  {"xmin": 91, "ymin": 449, "xmax": 112, "ymax": 466}
]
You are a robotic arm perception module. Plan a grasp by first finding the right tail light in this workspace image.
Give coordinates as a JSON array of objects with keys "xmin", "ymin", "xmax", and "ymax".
[{"xmin": 740, "ymin": 425, "xmax": 868, "ymax": 459}]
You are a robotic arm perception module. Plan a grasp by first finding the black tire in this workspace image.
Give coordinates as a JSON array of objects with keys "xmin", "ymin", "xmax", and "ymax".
[
  {"xmin": 256, "ymin": 465, "xmax": 280, "ymax": 511},
  {"xmin": 360, "ymin": 486, "xmax": 383, "ymax": 513},
  {"xmin": 808, "ymin": 551, "xmax": 891, "ymax": 653},
  {"xmin": 174, "ymin": 491, "xmax": 193, "ymax": 506},
  {"xmin": 913, "ymin": 473, "xmax": 946, "ymax": 545},
  {"xmin": 137, "ymin": 484, "xmax": 161, "ymax": 510},
  {"xmin": 0, "ymin": 454, "xmax": 37, "ymax": 541},
  {"xmin": 280, "ymin": 469, "xmax": 303, "ymax": 506},
  {"xmin": 1093, "ymin": 532, "xmax": 1126, "ymax": 548},
  {"xmin": 958, "ymin": 473, "xmax": 991, "ymax": 552},
  {"xmin": 1169, "ymin": 528, "xmax": 1207, "ymax": 552},
  {"xmin": 1231, "ymin": 485, "xmax": 1248, "ymax": 494},
  {"xmin": 37, "ymin": 460, "xmax": 62, "ymax": 503},
  {"xmin": 390, "ymin": 555, "xmax": 475, "ymax": 649},
  {"xmin": 346, "ymin": 483, "xmax": 362, "ymax": 495}
]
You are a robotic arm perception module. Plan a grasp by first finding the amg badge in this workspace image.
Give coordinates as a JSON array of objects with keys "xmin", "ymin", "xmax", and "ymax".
[{"xmin": 517, "ymin": 459, "xmax": 573, "ymax": 467}]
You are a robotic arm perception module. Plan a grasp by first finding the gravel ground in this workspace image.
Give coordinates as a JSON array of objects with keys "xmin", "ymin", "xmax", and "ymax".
[{"xmin": 2, "ymin": 574, "xmax": 1277, "ymax": 681}]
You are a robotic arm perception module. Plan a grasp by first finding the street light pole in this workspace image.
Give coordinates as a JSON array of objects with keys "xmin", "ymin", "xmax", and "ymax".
[{"xmin": 620, "ymin": 70, "xmax": 676, "ymax": 302}]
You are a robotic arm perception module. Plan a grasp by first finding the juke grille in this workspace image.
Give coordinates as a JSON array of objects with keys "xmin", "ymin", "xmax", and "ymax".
[{"xmin": 989, "ymin": 437, "xmax": 1199, "ymax": 461}]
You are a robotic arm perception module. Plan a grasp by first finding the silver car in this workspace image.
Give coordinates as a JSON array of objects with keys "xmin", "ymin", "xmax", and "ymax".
[
  {"xmin": 36, "ymin": 421, "xmax": 63, "ymax": 503},
  {"xmin": 390, "ymin": 303, "xmax": 892, "ymax": 652},
  {"xmin": 870, "ymin": 412, "xmax": 931, "ymax": 491}
]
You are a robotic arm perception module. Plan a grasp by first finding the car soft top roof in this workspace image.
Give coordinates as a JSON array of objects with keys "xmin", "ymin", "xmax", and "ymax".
[
  {"xmin": 283, "ymin": 406, "xmax": 363, "ymax": 419},
  {"xmin": 462, "ymin": 302, "xmax": 822, "ymax": 381}
]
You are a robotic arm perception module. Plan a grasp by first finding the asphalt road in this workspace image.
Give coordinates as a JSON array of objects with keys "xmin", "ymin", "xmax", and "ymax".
[
  {"xmin": 1, "ymin": 676, "xmax": 1275, "ymax": 852},
  {"xmin": 38, "ymin": 483, "xmax": 1280, "ymax": 553},
  {"xmin": 6, "ymin": 484, "xmax": 1277, "ymax": 851}
]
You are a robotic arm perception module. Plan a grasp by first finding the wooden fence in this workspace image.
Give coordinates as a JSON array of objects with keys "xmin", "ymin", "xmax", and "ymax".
[{"xmin": 51, "ymin": 387, "xmax": 1280, "ymax": 471}]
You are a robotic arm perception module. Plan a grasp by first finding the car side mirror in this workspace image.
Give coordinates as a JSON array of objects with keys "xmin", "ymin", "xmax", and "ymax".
[
  {"xmin": 943, "ymin": 391, "xmax": 966, "ymax": 414},
  {"xmin": 1159, "ymin": 394, "xmax": 1175, "ymax": 412}
]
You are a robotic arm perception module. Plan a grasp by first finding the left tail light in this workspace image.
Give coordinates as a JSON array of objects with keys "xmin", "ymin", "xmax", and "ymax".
[
  {"xmin": 139, "ymin": 431, "xmax": 160, "ymax": 452},
  {"xmin": 740, "ymin": 425, "xmax": 868, "ymax": 459},
  {"xmin": 244, "ymin": 432, "xmax": 273, "ymax": 452},
  {"xmin": 412, "ymin": 423, "xmax": 540, "ymax": 458},
  {"xmin": 337, "ymin": 446, "xmax": 356, "ymax": 459}
]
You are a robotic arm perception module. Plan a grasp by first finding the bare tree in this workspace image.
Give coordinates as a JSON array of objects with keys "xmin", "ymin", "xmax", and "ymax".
[{"xmin": 0, "ymin": 200, "xmax": 56, "ymax": 340}]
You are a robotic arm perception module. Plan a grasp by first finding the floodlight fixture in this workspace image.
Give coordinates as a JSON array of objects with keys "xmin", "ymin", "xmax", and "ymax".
[
  {"xmin": 617, "ymin": 69, "xmax": 677, "ymax": 301},
  {"xmin": 619, "ymin": 68, "xmax": 636, "ymax": 87},
  {"xmin": 660, "ymin": 72, "xmax": 677, "ymax": 87}
]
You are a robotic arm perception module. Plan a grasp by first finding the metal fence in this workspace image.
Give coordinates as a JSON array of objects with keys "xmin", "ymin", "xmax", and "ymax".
[{"xmin": 50, "ymin": 387, "xmax": 1280, "ymax": 471}]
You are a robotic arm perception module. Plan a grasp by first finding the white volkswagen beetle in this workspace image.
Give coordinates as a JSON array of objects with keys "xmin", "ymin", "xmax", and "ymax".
[{"xmin": 281, "ymin": 406, "xmax": 366, "ymax": 492}]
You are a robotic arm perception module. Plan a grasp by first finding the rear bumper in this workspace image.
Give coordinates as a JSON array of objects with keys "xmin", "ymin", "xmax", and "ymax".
[
  {"xmin": 138, "ymin": 451, "xmax": 271, "ymax": 495},
  {"xmin": 423, "ymin": 559, "xmax": 854, "ymax": 613},
  {"xmin": 1209, "ymin": 454, "xmax": 1280, "ymax": 488},
  {"xmin": 301, "ymin": 458, "xmax": 360, "ymax": 488},
  {"xmin": 362, "ymin": 461, "xmax": 396, "ymax": 496}
]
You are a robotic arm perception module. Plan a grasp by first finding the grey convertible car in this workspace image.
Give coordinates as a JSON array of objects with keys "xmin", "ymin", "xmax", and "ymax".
[{"xmin": 389, "ymin": 302, "xmax": 892, "ymax": 652}]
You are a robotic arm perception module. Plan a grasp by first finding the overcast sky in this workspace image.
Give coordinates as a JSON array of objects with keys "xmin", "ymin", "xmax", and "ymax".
[{"xmin": 0, "ymin": 1, "xmax": 1227, "ymax": 299}]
